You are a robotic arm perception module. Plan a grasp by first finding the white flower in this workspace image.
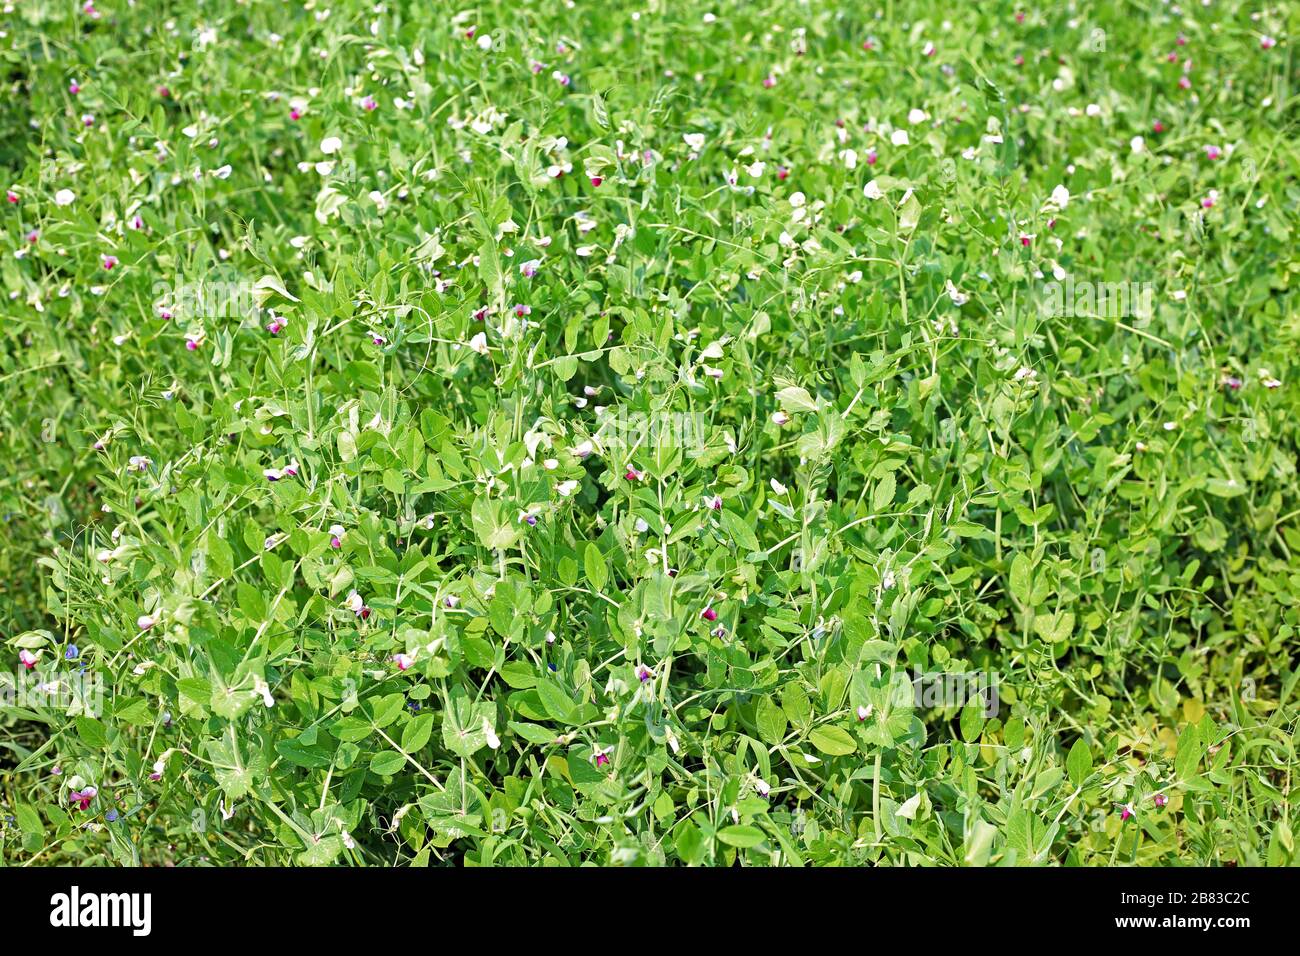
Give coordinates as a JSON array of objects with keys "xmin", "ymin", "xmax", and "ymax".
[
  {"xmin": 1049, "ymin": 184, "xmax": 1070, "ymax": 209},
  {"xmin": 907, "ymin": 108, "xmax": 928, "ymax": 124},
  {"xmin": 890, "ymin": 129, "xmax": 910, "ymax": 146},
  {"xmin": 770, "ymin": 478, "xmax": 787, "ymax": 495},
  {"xmin": 483, "ymin": 717, "xmax": 501, "ymax": 750},
  {"xmin": 683, "ymin": 132, "xmax": 706, "ymax": 151},
  {"xmin": 54, "ymin": 189, "xmax": 76, "ymax": 206},
  {"xmin": 1130, "ymin": 136, "xmax": 1146, "ymax": 154},
  {"xmin": 212, "ymin": 164, "xmax": 232, "ymax": 180},
  {"xmin": 468, "ymin": 332, "xmax": 489, "ymax": 355},
  {"xmin": 863, "ymin": 180, "xmax": 884, "ymax": 200},
  {"xmin": 945, "ymin": 279, "xmax": 969, "ymax": 306},
  {"xmin": 320, "ymin": 136, "xmax": 342, "ymax": 154}
]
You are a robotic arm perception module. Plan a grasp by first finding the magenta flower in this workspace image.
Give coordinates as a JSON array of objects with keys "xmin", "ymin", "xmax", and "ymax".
[
  {"xmin": 5, "ymin": 190, "xmax": 17, "ymax": 204},
  {"xmin": 776, "ymin": 166, "xmax": 789, "ymax": 180},
  {"xmin": 289, "ymin": 107, "xmax": 303, "ymax": 121},
  {"xmin": 1204, "ymin": 145, "xmax": 1221, "ymax": 161},
  {"xmin": 473, "ymin": 306, "xmax": 488, "ymax": 321},
  {"xmin": 590, "ymin": 176, "xmax": 602, "ymax": 187},
  {"xmin": 19, "ymin": 650, "xmax": 39, "ymax": 670},
  {"xmin": 513, "ymin": 303, "xmax": 531, "ymax": 318},
  {"xmin": 267, "ymin": 315, "xmax": 286, "ymax": 335},
  {"xmin": 701, "ymin": 607, "xmax": 718, "ymax": 622},
  {"xmin": 102, "ymin": 254, "xmax": 119, "ymax": 270},
  {"xmin": 1152, "ymin": 120, "xmax": 1165, "ymax": 133},
  {"xmin": 69, "ymin": 787, "xmax": 97, "ymax": 812},
  {"xmin": 186, "ymin": 337, "xmax": 201, "ymax": 351},
  {"xmin": 69, "ymin": 79, "xmax": 81, "ymax": 95},
  {"xmin": 361, "ymin": 95, "xmax": 378, "ymax": 111},
  {"xmin": 624, "ymin": 467, "xmax": 643, "ymax": 481},
  {"xmin": 636, "ymin": 664, "xmax": 654, "ymax": 683},
  {"xmin": 1119, "ymin": 803, "xmax": 1135, "ymax": 821},
  {"xmin": 1153, "ymin": 793, "xmax": 1168, "ymax": 808}
]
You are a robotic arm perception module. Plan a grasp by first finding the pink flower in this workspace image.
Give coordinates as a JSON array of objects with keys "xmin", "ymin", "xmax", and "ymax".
[
  {"xmin": 624, "ymin": 467, "xmax": 643, "ymax": 481},
  {"xmin": 26, "ymin": 230, "xmax": 38, "ymax": 244},
  {"xmin": 635, "ymin": 664, "xmax": 654, "ymax": 683},
  {"xmin": 130, "ymin": 214, "xmax": 144, "ymax": 230},
  {"xmin": 5, "ymin": 190, "xmax": 17, "ymax": 204},
  {"xmin": 1260, "ymin": 36, "xmax": 1277, "ymax": 50},
  {"xmin": 862, "ymin": 37, "xmax": 877, "ymax": 51},
  {"xmin": 329, "ymin": 524, "xmax": 345, "ymax": 548},
  {"xmin": 520, "ymin": 259, "xmax": 541, "ymax": 278},
  {"xmin": 856, "ymin": 705, "xmax": 871, "ymax": 721},
  {"xmin": 866, "ymin": 149, "xmax": 877, "ymax": 166},
  {"xmin": 393, "ymin": 652, "xmax": 415, "ymax": 671},
  {"xmin": 1204, "ymin": 144, "xmax": 1221, "ymax": 161},
  {"xmin": 186, "ymin": 337, "xmax": 201, "ymax": 351},
  {"xmin": 18, "ymin": 650, "xmax": 39, "ymax": 670},
  {"xmin": 708, "ymin": 495, "xmax": 722, "ymax": 510},
  {"xmin": 1119, "ymin": 803, "xmax": 1134, "ymax": 821},
  {"xmin": 69, "ymin": 787, "xmax": 97, "ymax": 812},
  {"xmin": 289, "ymin": 107, "xmax": 303, "ymax": 121},
  {"xmin": 592, "ymin": 746, "xmax": 612, "ymax": 767},
  {"xmin": 102, "ymin": 254, "xmax": 119, "ymax": 270},
  {"xmin": 361, "ymin": 95, "xmax": 378, "ymax": 111},
  {"xmin": 267, "ymin": 315, "xmax": 286, "ymax": 335},
  {"xmin": 513, "ymin": 303, "xmax": 531, "ymax": 318},
  {"xmin": 776, "ymin": 166, "xmax": 789, "ymax": 180},
  {"xmin": 1178, "ymin": 75, "xmax": 1191, "ymax": 90},
  {"xmin": 590, "ymin": 176, "xmax": 602, "ymax": 187},
  {"xmin": 1153, "ymin": 793, "xmax": 1169, "ymax": 808},
  {"xmin": 553, "ymin": 71, "xmax": 571, "ymax": 87},
  {"xmin": 701, "ymin": 607, "xmax": 718, "ymax": 622},
  {"xmin": 157, "ymin": 85, "xmax": 170, "ymax": 98},
  {"xmin": 762, "ymin": 75, "xmax": 776, "ymax": 89},
  {"xmin": 82, "ymin": 114, "xmax": 95, "ymax": 127},
  {"xmin": 473, "ymin": 306, "xmax": 488, "ymax": 321},
  {"xmin": 1176, "ymin": 34, "xmax": 1187, "ymax": 47},
  {"xmin": 1019, "ymin": 233, "xmax": 1033, "ymax": 247},
  {"xmin": 1202, "ymin": 190, "xmax": 1218, "ymax": 209},
  {"xmin": 69, "ymin": 80, "xmax": 81, "ymax": 95},
  {"xmin": 1152, "ymin": 120, "xmax": 1165, "ymax": 133}
]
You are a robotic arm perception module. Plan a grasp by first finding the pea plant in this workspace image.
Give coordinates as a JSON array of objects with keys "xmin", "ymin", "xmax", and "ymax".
[{"xmin": 0, "ymin": 0, "xmax": 1296, "ymax": 866}]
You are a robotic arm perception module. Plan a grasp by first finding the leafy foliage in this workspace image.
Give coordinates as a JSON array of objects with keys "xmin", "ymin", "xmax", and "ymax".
[{"xmin": 1, "ymin": 0, "xmax": 1297, "ymax": 866}]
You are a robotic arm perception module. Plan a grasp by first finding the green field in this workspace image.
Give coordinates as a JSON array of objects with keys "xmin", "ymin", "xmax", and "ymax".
[{"xmin": 1, "ymin": 0, "xmax": 1297, "ymax": 866}]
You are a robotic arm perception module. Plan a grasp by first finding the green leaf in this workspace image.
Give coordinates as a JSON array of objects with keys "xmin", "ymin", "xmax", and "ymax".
[
  {"xmin": 719, "ymin": 509, "xmax": 760, "ymax": 552},
  {"xmin": 809, "ymin": 725, "xmax": 858, "ymax": 756},
  {"xmin": 1066, "ymin": 738, "xmax": 1093, "ymax": 787},
  {"xmin": 718, "ymin": 825, "xmax": 768, "ymax": 848},
  {"xmin": 370, "ymin": 750, "xmax": 406, "ymax": 776},
  {"xmin": 401, "ymin": 713, "xmax": 433, "ymax": 753},
  {"xmin": 755, "ymin": 695, "xmax": 787, "ymax": 746},
  {"xmin": 584, "ymin": 541, "xmax": 608, "ymax": 592}
]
